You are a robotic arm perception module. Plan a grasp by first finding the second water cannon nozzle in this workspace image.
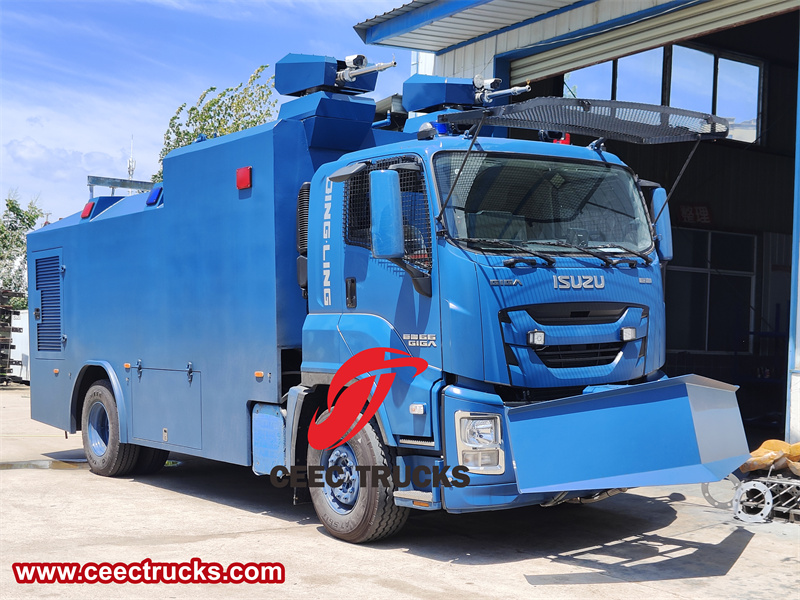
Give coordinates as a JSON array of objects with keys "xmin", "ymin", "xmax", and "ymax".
[{"xmin": 473, "ymin": 74, "xmax": 531, "ymax": 105}]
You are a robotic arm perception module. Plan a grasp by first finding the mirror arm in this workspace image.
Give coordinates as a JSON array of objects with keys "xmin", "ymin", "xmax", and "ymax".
[
  {"xmin": 654, "ymin": 137, "xmax": 700, "ymax": 224},
  {"xmin": 389, "ymin": 259, "xmax": 432, "ymax": 297}
]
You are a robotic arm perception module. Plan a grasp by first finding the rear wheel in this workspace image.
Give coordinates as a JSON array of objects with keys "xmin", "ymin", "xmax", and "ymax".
[
  {"xmin": 81, "ymin": 379, "xmax": 139, "ymax": 476},
  {"xmin": 307, "ymin": 410, "xmax": 408, "ymax": 543}
]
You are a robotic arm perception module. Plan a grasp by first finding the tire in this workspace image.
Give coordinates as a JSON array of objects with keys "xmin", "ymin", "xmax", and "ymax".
[
  {"xmin": 81, "ymin": 379, "xmax": 139, "ymax": 477},
  {"xmin": 307, "ymin": 410, "xmax": 409, "ymax": 543},
  {"xmin": 133, "ymin": 446, "xmax": 170, "ymax": 475}
]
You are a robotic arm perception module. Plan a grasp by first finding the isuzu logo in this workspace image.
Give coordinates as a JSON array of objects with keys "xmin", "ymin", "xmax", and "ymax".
[{"xmin": 553, "ymin": 275, "xmax": 606, "ymax": 290}]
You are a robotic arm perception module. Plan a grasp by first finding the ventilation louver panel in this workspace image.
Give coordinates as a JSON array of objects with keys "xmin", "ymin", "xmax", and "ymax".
[{"xmin": 36, "ymin": 256, "xmax": 62, "ymax": 352}]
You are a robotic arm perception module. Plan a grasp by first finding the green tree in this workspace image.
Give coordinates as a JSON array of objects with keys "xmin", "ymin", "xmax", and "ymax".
[
  {"xmin": 152, "ymin": 65, "xmax": 277, "ymax": 181},
  {"xmin": 1, "ymin": 190, "xmax": 44, "ymax": 310},
  {"xmin": 563, "ymin": 73, "xmax": 578, "ymax": 99}
]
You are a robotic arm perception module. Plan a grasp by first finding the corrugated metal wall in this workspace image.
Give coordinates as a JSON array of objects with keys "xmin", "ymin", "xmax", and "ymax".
[
  {"xmin": 430, "ymin": 0, "xmax": 797, "ymax": 84},
  {"xmin": 434, "ymin": 0, "xmax": 674, "ymax": 79},
  {"xmin": 509, "ymin": 0, "xmax": 797, "ymax": 84}
]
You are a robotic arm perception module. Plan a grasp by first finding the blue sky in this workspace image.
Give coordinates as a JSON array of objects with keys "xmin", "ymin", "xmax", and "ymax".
[{"xmin": 1, "ymin": 0, "xmax": 410, "ymax": 221}]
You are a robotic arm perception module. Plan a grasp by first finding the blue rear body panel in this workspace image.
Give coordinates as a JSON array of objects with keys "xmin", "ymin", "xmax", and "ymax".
[{"xmin": 28, "ymin": 119, "xmax": 312, "ymax": 464}]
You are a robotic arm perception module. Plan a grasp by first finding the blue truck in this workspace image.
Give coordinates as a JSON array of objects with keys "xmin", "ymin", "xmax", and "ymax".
[{"xmin": 27, "ymin": 53, "xmax": 750, "ymax": 543}]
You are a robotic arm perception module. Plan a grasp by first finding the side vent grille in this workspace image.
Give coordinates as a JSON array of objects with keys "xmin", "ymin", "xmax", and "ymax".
[
  {"xmin": 36, "ymin": 256, "xmax": 62, "ymax": 352},
  {"xmin": 296, "ymin": 182, "xmax": 310, "ymax": 255}
]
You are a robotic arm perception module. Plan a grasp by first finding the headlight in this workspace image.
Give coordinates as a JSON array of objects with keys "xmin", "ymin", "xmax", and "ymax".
[
  {"xmin": 462, "ymin": 418, "xmax": 498, "ymax": 446},
  {"xmin": 455, "ymin": 412, "xmax": 504, "ymax": 475}
]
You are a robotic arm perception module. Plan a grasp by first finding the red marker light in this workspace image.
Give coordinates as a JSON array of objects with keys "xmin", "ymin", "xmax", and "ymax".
[
  {"xmin": 81, "ymin": 202, "xmax": 95, "ymax": 219},
  {"xmin": 236, "ymin": 166, "xmax": 252, "ymax": 190},
  {"xmin": 555, "ymin": 133, "xmax": 571, "ymax": 145}
]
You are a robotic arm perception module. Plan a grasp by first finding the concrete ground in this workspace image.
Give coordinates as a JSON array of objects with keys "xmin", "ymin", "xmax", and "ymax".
[{"xmin": 1, "ymin": 383, "xmax": 797, "ymax": 599}]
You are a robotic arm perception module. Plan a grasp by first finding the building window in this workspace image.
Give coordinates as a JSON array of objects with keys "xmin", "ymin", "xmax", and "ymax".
[
  {"xmin": 563, "ymin": 61, "xmax": 612, "ymax": 100},
  {"xmin": 563, "ymin": 44, "xmax": 762, "ymax": 144},
  {"xmin": 666, "ymin": 228, "xmax": 756, "ymax": 353},
  {"xmin": 715, "ymin": 56, "xmax": 760, "ymax": 143},
  {"xmin": 616, "ymin": 47, "xmax": 663, "ymax": 105}
]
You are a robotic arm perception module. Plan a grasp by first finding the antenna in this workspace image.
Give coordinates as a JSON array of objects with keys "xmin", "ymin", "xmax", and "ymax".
[{"xmin": 127, "ymin": 136, "xmax": 136, "ymax": 194}]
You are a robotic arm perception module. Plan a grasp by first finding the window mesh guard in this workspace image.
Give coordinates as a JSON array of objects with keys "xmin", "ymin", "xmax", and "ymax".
[
  {"xmin": 439, "ymin": 97, "xmax": 729, "ymax": 145},
  {"xmin": 344, "ymin": 156, "xmax": 432, "ymax": 272}
]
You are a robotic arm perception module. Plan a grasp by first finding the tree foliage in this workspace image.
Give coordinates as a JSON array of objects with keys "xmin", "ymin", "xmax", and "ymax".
[
  {"xmin": 1, "ymin": 190, "xmax": 44, "ymax": 310},
  {"xmin": 152, "ymin": 65, "xmax": 277, "ymax": 181}
]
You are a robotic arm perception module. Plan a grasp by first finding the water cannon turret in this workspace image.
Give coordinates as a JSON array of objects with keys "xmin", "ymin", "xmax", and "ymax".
[
  {"xmin": 275, "ymin": 52, "xmax": 399, "ymax": 153},
  {"xmin": 402, "ymin": 73, "xmax": 531, "ymax": 116},
  {"xmin": 401, "ymin": 72, "xmax": 531, "ymax": 135},
  {"xmin": 275, "ymin": 53, "xmax": 395, "ymax": 97}
]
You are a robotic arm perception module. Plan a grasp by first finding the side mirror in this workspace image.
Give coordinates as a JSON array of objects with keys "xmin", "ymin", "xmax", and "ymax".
[
  {"xmin": 651, "ymin": 187, "xmax": 673, "ymax": 262},
  {"xmin": 370, "ymin": 170, "xmax": 404, "ymax": 259}
]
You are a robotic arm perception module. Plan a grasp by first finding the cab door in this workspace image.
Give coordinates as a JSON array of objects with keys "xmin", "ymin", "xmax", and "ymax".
[{"xmin": 338, "ymin": 155, "xmax": 441, "ymax": 440}]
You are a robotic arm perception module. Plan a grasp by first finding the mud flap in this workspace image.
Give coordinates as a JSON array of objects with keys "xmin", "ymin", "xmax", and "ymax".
[{"xmin": 506, "ymin": 375, "xmax": 749, "ymax": 494}]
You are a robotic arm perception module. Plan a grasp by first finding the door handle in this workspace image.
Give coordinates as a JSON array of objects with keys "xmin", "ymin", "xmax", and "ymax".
[{"xmin": 346, "ymin": 277, "xmax": 357, "ymax": 308}]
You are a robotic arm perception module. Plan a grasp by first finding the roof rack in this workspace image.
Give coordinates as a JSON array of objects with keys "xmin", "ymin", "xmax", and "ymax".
[
  {"xmin": 438, "ymin": 97, "xmax": 729, "ymax": 144},
  {"xmin": 87, "ymin": 176, "xmax": 154, "ymax": 199}
]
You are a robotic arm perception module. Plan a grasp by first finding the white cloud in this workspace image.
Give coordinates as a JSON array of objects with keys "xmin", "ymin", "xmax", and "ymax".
[
  {"xmin": 1, "ymin": 77, "xmax": 178, "ymax": 219},
  {"xmin": 5, "ymin": 139, "xmax": 123, "ymax": 182}
]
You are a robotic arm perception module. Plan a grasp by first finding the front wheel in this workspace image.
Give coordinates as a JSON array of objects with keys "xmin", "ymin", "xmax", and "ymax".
[
  {"xmin": 307, "ymin": 410, "xmax": 408, "ymax": 543},
  {"xmin": 81, "ymin": 379, "xmax": 139, "ymax": 477}
]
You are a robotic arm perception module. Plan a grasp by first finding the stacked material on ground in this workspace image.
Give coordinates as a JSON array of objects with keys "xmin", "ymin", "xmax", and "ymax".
[
  {"xmin": 740, "ymin": 440, "xmax": 800, "ymax": 475},
  {"xmin": 734, "ymin": 440, "xmax": 800, "ymax": 524}
]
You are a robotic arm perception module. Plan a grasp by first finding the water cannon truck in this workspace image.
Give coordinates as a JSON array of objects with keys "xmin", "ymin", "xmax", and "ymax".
[{"xmin": 27, "ymin": 53, "xmax": 749, "ymax": 543}]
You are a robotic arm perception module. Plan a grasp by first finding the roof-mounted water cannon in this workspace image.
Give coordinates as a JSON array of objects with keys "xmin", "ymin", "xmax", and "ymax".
[
  {"xmin": 275, "ymin": 53, "xmax": 395, "ymax": 97},
  {"xmin": 336, "ymin": 55, "xmax": 396, "ymax": 85},
  {"xmin": 473, "ymin": 75, "xmax": 531, "ymax": 105}
]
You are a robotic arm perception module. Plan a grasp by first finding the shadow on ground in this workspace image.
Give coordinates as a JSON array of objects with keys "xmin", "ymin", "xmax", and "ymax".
[{"xmin": 80, "ymin": 452, "xmax": 753, "ymax": 583}]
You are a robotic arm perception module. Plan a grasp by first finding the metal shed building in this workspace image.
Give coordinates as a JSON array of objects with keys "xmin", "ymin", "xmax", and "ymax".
[{"xmin": 356, "ymin": 0, "xmax": 800, "ymax": 444}]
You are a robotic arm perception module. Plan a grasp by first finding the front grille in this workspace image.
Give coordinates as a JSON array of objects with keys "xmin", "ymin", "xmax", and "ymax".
[
  {"xmin": 535, "ymin": 342, "xmax": 623, "ymax": 369},
  {"xmin": 501, "ymin": 302, "xmax": 646, "ymax": 326}
]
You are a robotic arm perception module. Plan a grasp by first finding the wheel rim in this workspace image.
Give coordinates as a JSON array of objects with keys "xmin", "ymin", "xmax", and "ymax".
[
  {"xmin": 321, "ymin": 443, "xmax": 360, "ymax": 514},
  {"xmin": 87, "ymin": 402, "xmax": 110, "ymax": 457}
]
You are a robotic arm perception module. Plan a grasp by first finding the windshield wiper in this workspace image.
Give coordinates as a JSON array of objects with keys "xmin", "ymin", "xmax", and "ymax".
[
  {"xmin": 531, "ymin": 240, "xmax": 617, "ymax": 267},
  {"xmin": 596, "ymin": 244, "xmax": 653, "ymax": 265},
  {"xmin": 458, "ymin": 237, "xmax": 556, "ymax": 266}
]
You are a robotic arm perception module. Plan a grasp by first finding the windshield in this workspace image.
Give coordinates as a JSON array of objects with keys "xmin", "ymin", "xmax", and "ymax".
[{"xmin": 433, "ymin": 152, "xmax": 653, "ymax": 253}]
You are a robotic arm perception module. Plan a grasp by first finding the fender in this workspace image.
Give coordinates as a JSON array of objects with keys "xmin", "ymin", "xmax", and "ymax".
[
  {"xmin": 284, "ymin": 383, "xmax": 394, "ymax": 468},
  {"xmin": 71, "ymin": 361, "xmax": 130, "ymax": 443}
]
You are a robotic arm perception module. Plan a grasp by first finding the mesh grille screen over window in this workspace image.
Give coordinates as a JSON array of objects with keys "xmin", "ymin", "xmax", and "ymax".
[{"xmin": 344, "ymin": 156, "xmax": 432, "ymax": 271}]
